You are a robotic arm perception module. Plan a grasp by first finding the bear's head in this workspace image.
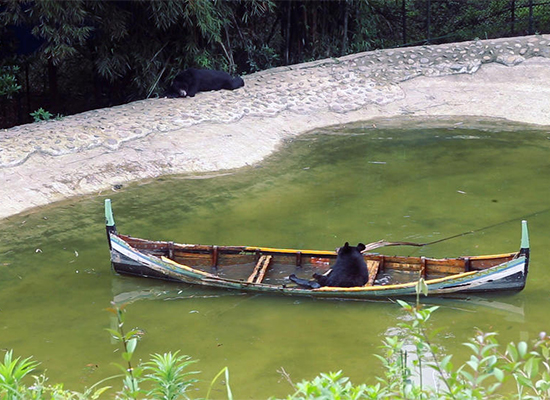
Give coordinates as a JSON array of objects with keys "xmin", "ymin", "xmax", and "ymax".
[
  {"xmin": 171, "ymin": 76, "xmax": 189, "ymax": 97},
  {"xmin": 337, "ymin": 242, "xmax": 366, "ymax": 255},
  {"xmin": 167, "ymin": 70, "xmax": 196, "ymax": 97}
]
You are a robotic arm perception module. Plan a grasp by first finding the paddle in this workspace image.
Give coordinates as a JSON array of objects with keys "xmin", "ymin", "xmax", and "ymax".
[{"xmin": 360, "ymin": 240, "xmax": 425, "ymax": 253}]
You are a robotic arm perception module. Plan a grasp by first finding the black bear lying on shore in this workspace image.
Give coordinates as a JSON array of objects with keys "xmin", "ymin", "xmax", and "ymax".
[
  {"xmin": 289, "ymin": 242, "xmax": 369, "ymax": 288},
  {"xmin": 165, "ymin": 68, "xmax": 245, "ymax": 98}
]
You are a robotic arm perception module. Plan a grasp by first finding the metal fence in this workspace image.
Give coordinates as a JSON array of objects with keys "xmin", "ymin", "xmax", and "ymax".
[{"xmin": 386, "ymin": 0, "xmax": 550, "ymax": 48}]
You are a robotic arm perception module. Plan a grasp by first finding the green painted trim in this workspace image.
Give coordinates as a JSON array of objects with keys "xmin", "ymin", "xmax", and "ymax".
[
  {"xmin": 105, "ymin": 199, "xmax": 115, "ymax": 227},
  {"xmin": 521, "ymin": 220, "xmax": 529, "ymax": 249}
]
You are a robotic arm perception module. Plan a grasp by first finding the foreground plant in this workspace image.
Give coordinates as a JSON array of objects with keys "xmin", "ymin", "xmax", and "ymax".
[
  {"xmin": 143, "ymin": 351, "xmax": 199, "ymax": 400},
  {"xmin": 282, "ymin": 280, "xmax": 550, "ymax": 400},
  {"xmin": 30, "ymin": 108, "xmax": 54, "ymax": 122},
  {"xmin": 0, "ymin": 66, "xmax": 21, "ymax": 99},
  {"xmin": 107, "ymin": 302, "xmax": 203, "ymax": 400},
  {"xmin": 0, "ymin": 350, "xmax": 39, "ymax": 399},
  {"xmin": 2, "ymin": 290, "xmax": 550, "ymax": 399},
  {"xmin": 0, "ymin": 349, "xmax": 111, "ymax": 399},
  {"xmin": 0, "ymin": 303, "xmax": 217, "ymax": 399}
]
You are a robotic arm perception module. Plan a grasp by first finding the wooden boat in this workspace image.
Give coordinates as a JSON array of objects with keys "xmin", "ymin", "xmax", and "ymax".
[{"xmin": 105, "ymin": 199, "xmax": 530, "ymax": 300}]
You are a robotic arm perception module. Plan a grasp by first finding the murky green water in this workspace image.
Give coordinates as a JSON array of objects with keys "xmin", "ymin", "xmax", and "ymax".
[{"xmin": 1, "ymin": 117, "xmax": 549, "ymax": 398}]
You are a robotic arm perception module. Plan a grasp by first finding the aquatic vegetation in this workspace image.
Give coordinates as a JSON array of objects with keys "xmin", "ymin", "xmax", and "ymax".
[
  {"xmin": 2, "ymin": 292, "xmax": 550, "ymax": 399},
  {"xmin": 281, "ymin": 311, "xmax": 550, "ymax": 400},
  {"xmin": 281, "ymin": 282, "xmax": 550, "ymax": 399}
]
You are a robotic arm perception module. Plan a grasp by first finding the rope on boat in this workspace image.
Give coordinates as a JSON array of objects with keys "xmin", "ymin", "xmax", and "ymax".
[{"xmin": 361, "ymin": 206, "xmax": 550, "ymax": 253}]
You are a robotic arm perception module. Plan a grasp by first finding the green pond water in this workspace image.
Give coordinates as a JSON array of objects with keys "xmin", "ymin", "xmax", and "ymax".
[{"xmin": 1, "ymin": 117, "xmax": 550, "ymax": 398}]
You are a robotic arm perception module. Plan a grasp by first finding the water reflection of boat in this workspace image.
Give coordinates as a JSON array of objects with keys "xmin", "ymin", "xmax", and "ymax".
[
  {"xmin": 111, "ymin": 276, "xmax": 246, "ymax": 306},
  {"xmin": 111, "ymin": 278, "xmax": 525, "ymax": 322},
  {"xmin": 420, "ymin": 294, "xmax": 525, "ymax": 321},
  {"xmin": 105, "ymin": 199, "xmax": 530, "ymax": 300}
]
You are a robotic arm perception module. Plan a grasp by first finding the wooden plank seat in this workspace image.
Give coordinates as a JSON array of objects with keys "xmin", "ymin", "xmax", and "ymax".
[
  {"xmin": 365, "ymin": 260, "xmax": 380, "ymax": 286},
  {"xmin": 247, "ymin": 255, "xmax": 273, "ymax": 284}
]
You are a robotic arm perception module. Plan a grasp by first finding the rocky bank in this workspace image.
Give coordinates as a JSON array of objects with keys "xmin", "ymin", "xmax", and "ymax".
[{"xmin": 1, "ymin": 34, "xmax": 550, "ymax": 220}]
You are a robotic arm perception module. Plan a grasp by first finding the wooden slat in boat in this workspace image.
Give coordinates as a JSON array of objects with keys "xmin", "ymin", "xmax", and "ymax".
[
  {"xmin": 366, "ymin": 260, "xmax": 380, "ymax": 286},
  {"xmin": 247, "ymin": 255, "xmax": 272, "ymax": 283}
]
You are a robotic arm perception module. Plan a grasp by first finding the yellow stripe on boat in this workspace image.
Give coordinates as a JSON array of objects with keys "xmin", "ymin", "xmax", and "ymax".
[
  {"xmin": 160, "ymin": 256, "xmax": 217, "ymax": 278},
  {"xmin": 243, "ymin": 246, "xmax": 336, "ymax": 255},
  {"xmin": 313, "ymin": 270, "xmax": 479, "ymax": 292},
  {"xmin": 469, "ymin": 252, "xmax": 517, "ymax": 260}
]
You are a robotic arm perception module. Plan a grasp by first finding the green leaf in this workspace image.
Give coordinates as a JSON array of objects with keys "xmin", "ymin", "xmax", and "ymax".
[
  {"xmin": 535, "ymin": 379, "xmax": 550, "ymax": 391},
  {"xmin": 416, "ymin": 278, "xmax": 428, "ymax": 296},
  {"xmin": 110, "ymin": 362, "xmax": 129, "ymax": 375},
  {"xmin": 91, "ymin": 386, "xmax": 112, "ymax": 399},
  {"xmin": 105, "ymin": 328, "xmax": 122, "ymax": 341},
  {"xmin": 463, "ymin": 342, "xmax": 479, "ymax": 354},
  {"xmin": 542, "ymin": 346, "xmax": 549, "ymax": 359},
  {"xmin": 516, "ymin": 373, "xmax": 534, "ymax": 388},
  {"xmin": 480, "ymin": 343, "xmax": 499, "ymax": 357},
  {"xmin": 224, "ymin": 366, "xmax": 233, "ymax": 400},
  {"xmin": 525, "ymin": 357, "xmax": 540, "ymax": 379},
  {"xmin": 426, "ymin": 306, "xmax": 439, "ymax": 314},
  {"xmin": 507, "ymin": 343, "xmax": 519, "ymax": 362},
  {"xmin": 396, "ymin": 299, "xmax": 411, "ymax": 310},
  {"xmin": 127, "ymin": 338, "xmax": 137, "ymax": 355},
  {"xmin": 373, "ymin": 354, "xmax": 389, "ymax": 365},
  {"xmin": 459, "ymin": 369, "xmax": 475, "ymax": 382},
  {"xmin": 518, "ymin": 341, "xmax": 528, "ymax": 359},
  {"xmin": 482, "ymin": 355, "xmax": 498, "ymax": 368},
  {"xmin": 439, "ymin": 354, "xmax": 453, "ymax": 372},
  {"xmin": 493, "ymin": 367, "xmax": 505, "ymax": 382},
  {"xmin": 206, "ymin": 366, "xmax": 231, "ymax": 400},
  {"xmin": 124, "ymin": 329, "xmax": 143, "ymax": 340},
  {"xmin": 466, "ymin": 359, "xmax": 479, "ymax": 371}
]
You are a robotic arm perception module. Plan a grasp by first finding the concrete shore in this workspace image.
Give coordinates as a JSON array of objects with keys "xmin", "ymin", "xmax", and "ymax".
[{"xmin": 2, "ymin": 34, "xmax": 550, "ymax": 221}]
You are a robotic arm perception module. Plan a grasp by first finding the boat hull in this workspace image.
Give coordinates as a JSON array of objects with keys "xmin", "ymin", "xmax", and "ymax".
[{"xmin": 108, "ymin": 233, "xmax": 529, "ymax": 300}]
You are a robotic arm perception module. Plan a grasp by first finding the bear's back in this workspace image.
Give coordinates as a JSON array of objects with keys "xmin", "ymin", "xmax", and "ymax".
[{"xmin": 317, "ymin": 242, "xmax": 369, "ymax": 287}]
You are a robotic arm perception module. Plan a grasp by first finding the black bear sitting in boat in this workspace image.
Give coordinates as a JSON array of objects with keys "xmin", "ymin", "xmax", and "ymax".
[
  {"xmin": 289, "ymin": 242, "xmax": 369, "ymax": 288},
  {"xmin": 165, "ymin": 68, "xmax": 245, "ymax": 98}
]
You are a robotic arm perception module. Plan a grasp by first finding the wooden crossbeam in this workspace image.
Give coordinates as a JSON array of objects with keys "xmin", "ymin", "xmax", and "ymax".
[
  {"xmin": 247, "ymin": 255, "xmax": 273, "ymax": 284},
  {"xmin": 366, "ymin": 260, "xmax": 380, "ymax": 286}
]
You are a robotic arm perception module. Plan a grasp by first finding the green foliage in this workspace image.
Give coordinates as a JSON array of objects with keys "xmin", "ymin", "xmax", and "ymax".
[
  {"xmin": 143, "ymin": 351, "xmax": 199, "ymax": 400},
  {"xmin": 30, "ymin": 107, "xmax": 53, "ymax": 122},
  {"xmin": 28, "ymin": 0, "xmax": 93, "ymax": 66},
  {"xmin": 0, "ymin": 350, "xmax": 110, "ymax": 399},
  {"xmin": 245, "ymin": 44, "xmax": 279, "ymax": 73},
  {"xmin": 0, "ymin": 66, "xmax": 21, "ymax": 99},
  {"xmin": 106, "ymin": 302, "xmax": 209, "ymax": 400},
  {"xmin": 280, "ymin": 294, "xmax": 550, "ymax": 400},
  {"xmin": 205, "ymin": 366, "xmax": 233, "ymax": 400},
  {"xmin": 0, "ymin": 350, "xmax": 39, "ymax": 399},
  {"xmin": 283, "ymin": 371, "xmax": 373, "ymax": 400},
  {"xmin": 105, "ymin": 302, "xmax": 145, "ymax": 399}
]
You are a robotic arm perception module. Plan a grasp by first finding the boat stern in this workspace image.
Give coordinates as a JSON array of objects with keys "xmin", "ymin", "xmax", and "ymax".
[{"xmin": 519, "ymin": 219, "xmax": 530, "ymax": 281}]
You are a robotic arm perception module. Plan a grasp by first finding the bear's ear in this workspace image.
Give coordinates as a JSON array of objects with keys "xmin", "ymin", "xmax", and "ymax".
[
  {"xmin": 337, "ymin": 242, "xmax": 350, "ymax": 253},
  {"xmin": 357, "ymin": 243, "xmax": 366, "ymax": 252}
]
